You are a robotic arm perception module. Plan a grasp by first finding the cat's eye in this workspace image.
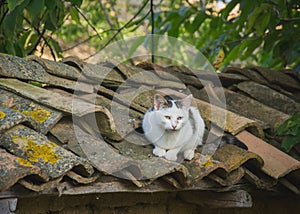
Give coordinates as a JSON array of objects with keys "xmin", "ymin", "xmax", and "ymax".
[
  {"xmin": 177, "ymin": 116, "xmax": 183, "ymax": 120},
  {"xmin": 164, "ymin": 116, "xmax": 171, "ymax": 120}
]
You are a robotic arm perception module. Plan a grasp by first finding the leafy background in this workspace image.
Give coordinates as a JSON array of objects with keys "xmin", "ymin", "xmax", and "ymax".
[{"xmin": 1, "ymin": 0, "xmax": 300, "ymax": 71}]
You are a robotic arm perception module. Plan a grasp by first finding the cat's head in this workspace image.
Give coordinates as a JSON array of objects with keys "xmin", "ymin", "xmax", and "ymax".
[{"xmin": 153, "ymin": 94, "xmax": 193, "ymax": 131}]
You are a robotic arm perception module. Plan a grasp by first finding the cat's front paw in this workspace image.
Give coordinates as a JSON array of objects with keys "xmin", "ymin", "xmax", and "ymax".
[
  {"xmin": 165, "ymin": 150, "xmax": 178, "ymax": 161},
  {"xmin": 153, "ymin": 147, "xmax": 166, "ymax": 157},
  {"xmin": 183, "ymin": 150, "xmax": 195, "ymax": 160}
]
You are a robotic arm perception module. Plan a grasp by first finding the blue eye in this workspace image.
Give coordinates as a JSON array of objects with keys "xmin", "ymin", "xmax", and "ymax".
[
  {"xmin": 165, "ymin": 116, "xmax": 171, "ymax": 120},
  {"xmin": 177, "ymin": 116, "xmax": 183, "ymax": 120}
]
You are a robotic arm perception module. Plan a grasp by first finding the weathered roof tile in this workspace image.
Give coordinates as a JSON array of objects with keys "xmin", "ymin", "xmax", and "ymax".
[
  {"xmin": 0, "ymin": 89, "xmax": 63, "ymax": 134},
  {"xmin": 237, "ymin": 81, "xmax": 300, "ymax": 115},
  {"xmin": 1, "ymin": 54, "xmax": 300, "ymax": 196},
  {"xmin": 0, "ymin": 149, "xmax": 46, "ymax": 193},
  {"xmin": 0, "ymin": 125, "xmax": 94, "ymax": 179}
]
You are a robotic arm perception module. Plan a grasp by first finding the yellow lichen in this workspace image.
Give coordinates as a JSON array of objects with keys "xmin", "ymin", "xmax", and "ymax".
[
  {"xmin": 22, "ymin": 107, "xmax": 51, "ymax": 123},
  {"xmin": 12, "ymin": 136, "xmax": 60, "ymax": 164},
  {"xmin": 11, "ymin": 135, "xmax": 20, "ymax": 143},
  {"xmin": 16, "ymin": 157, "xmax": 33, "ymax": 167},
  {"xmin": 202, "ymin": 159, "xmax": 214, "ymax": 168},
  {"xmin": 24, "ymin": 139, "xmax": 60, "ymax": 164},
  {"xmin": 29, "ymin": 102, "xmax": 36, "ymax": 108},
  {"xmin": 200, "ymin": 154, "xmax": 215, "ymax": 168},
  {"xmin": 49, "ymin": 141, "xmax": 58, "ymax": 147},
  {"xmin": 0, "ymin": 111, "xmax": 6, "ymax": 119}
]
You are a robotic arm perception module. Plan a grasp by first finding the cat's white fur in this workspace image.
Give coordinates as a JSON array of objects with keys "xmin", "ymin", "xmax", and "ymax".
[{"xmin": 142, "ymin": 94, "xmax": 205, "ymax": 161}]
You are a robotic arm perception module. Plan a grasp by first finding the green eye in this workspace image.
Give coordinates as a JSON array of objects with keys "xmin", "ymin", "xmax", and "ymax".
[
  {"xmin": 177, "ymin": 116, "xmax": 183, "ymax": 120},
  {"xmin": 164, "ymin": 116, "xmax": 171, "ymax": 120}
]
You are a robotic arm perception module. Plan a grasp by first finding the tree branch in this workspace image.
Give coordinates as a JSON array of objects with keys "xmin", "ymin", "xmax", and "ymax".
[
  {"xmin": 280, "ymin": 17, "xmax": 300, "ymax": 23},
  {"xmin": 74, "ymin": 5, "xmax": 102, "ymax": 40},
  {"xmin": 84, "ymin": 0, "xmax": 149, "ymax": 60},
  {"xmin": 150, "ymin": 0, "xmax": 154, "ymax": 63},
  {"xmin": 24, "ymin": 17, "xmax": 48, "ymax": 56},
  {"xmin": 98, "ymin": 0, "xmax": 132, "ymax": 64},
  {"xmin": 0, "ymin": 8, "xmax": 8, "ymax": 26}
]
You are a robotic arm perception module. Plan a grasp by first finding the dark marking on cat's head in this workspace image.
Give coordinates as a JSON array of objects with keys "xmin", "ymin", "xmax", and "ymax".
[
  {"xmin": 163, "ymin": 95, "xmax": 181, "ymax": 108},
  {"xmin": 153, "ymin": 94, "xmax": 193, "ymax": 110}
]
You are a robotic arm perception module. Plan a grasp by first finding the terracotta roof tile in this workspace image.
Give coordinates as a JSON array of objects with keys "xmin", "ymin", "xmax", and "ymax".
[{"xmin": 236, "ymin": 131, "xmax": 300, "ymax": 179}]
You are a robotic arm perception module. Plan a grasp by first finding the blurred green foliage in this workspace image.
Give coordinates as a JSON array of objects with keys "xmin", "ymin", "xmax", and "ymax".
[
  {"xmin": 0, "ymin": 0, "xmax": 300, "ymax": 71},
  {"xmin": 0, "ymin": 0, "xmax": 82, "ymax": 59},
  {"xmin": 146, "ymin": 0, "xmax": 300, "ymax": 71},
  {"xmin": 277, "ymin": 114, "xmax": 300, "ymax": 152}
]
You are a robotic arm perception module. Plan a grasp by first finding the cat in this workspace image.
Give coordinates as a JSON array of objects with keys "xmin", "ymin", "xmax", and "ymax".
[{"xmin": 142, "ymin": 94, "xmax": 205, "ymax": 161}]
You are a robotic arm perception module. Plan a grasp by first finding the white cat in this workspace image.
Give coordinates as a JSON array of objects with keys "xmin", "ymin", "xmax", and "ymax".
[{"xmin": 142, "ymin": 94, "xmax": 205, "ymax": 161}]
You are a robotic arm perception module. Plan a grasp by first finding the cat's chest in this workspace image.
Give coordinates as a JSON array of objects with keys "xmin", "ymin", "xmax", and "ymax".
[{"xmin": 157, "ymin": 124, "xmax": 193, "ymax": 149}]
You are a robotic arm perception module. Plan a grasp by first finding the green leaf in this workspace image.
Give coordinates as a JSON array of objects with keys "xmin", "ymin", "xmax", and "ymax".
[
  {"xmin": 264, "ymin": 30, "xmax": 280, "ymax": 52},
  {"xmin": 7, "ymin": 0, "xmax": 25, "ymax": 11},
  {"xmin": 126, "ymin": 14, "xmax": 148, "ymax": 28},
  {"xmin": 17, "ymin": 30, "xmax": 31, "ymax": 54},
  {"xmin": 44, "ymin": 1, "xmax": 65, "ymax": 30},
  {"xmin": 3, "ymin": 0, "xmax": 29, "ymax": 37},
  {"xmin": 128, "ymin": 36, "xmax": 145, "ymax": 57},
  {"xmin": 26, "ymin": 0, "xmax": 44, "ymax": 22},
  {"xmin": 69, "ymin": 6, "xmax": 80, "ymax": 24},
  {"xmin": 223, "ymin": 44, "xmax": 241, "ymax": 65},
  {"xmin": 281, "ymin": 131, "xmax": 300, "ymax": 152},
  {"xmin": 168, "ymin": 21, "xmax": 181, "ymax": 37},
  {"xmin": 14, "ymin": 42, "xmax": 24, "ymax": 57},
  {"xmin": 166, "ymin": 13, "xmax": 184, "ymax": 38},
  {"xmin": 67, "ymin": 0, "xmax": 83, "ymax": 7},
  {"xmin": 178, "ymin": 6, "xmax": 190, "ymax": 17},
  {"xmin": 160, "ymin": 22, "xmax": 171, "ymax": 34},
  {"xmin": 210, "ymin": 16, "xmax": 221, "ymax": 29},
  {"xmin": 29, "ymin": 81, "xmax": 47, "ymax": 87},
  {"xmin": 5, "ymin": 40, "xmax": 16, "ymax": 55},
  {"xmin": 165, "ymin": 11, "xmax": 180, "ymax": 22},
  {"xmin": 239, "ymin": 0, "xmax": 256, "ymax": 23},
  {"xmin": 277, "ymin": 114, "xmax": 300, "ymax": 152},
  {"xmin": 286, "ymin": 125, "xmax": 300, "ymax": 136},
  {"xmin": 25, "ymin": 32, "xmax": 39, "ymax": 54},
  {"xmin": 221, "ymin": 0, "xmax": 239, "ymax": 21},
  {"xmin": 190, "ymin": 12, "xmax": 207, "ymax": 34},
  {"xmin": 277, "ymin": 114, "xmax": 300, "ymax": 136},
  {"xmin": 45, "ymin": 0, "xmax": 56, "ymax": 10},
  {"xmin": 241, "ymin": 39, "xmax": 262, "ymax": 60},
  {"xmin": 48, "ymin": 37, "xmax": 62, "ymax": 58},
  {"xmin": 245, "ymin": 7, "xmax": 264, "ymax": 34},
  {"xmin": 255, "ymin": 12, "xmax": 271, "ymax": 36},
  {"xmin": 3, "ymin": 10, "xmax": 18, "ymax": 38},
  {"xmin": 45, "ymin": 13, "xmax": 57, "ymax": 31}
]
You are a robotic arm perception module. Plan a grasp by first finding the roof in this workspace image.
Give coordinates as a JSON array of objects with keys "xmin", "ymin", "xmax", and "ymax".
[{"xmin": 0, "ymin": 54, "xmax": 300, "ymax": 202}]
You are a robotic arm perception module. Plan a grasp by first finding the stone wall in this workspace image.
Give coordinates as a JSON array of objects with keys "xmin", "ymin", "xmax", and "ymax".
[{"xmin": 15, "ymin": 191, "xmax": 300, "ymax": 214}]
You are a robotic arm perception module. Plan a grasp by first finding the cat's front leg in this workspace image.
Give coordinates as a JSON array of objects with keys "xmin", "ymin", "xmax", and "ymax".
[
  {"xmin": 183, "ymin": 149, "xmax": 195, "ymax": 160},
  {"xmin": 165, "ymin": 148, "xmax": 180, "ymax": 161},
  {"xmin": 153, "ymin": 146, "xmax": 166, "ymax": 157}
]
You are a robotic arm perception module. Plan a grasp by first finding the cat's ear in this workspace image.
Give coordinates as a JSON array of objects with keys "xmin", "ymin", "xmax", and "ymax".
[
  {"xmin": 181, "ymin": 94, "xmax": 193, "ymax": 110},
  {"xmin": 154, "ymin": 94, "xmax": 167, "ymax": 110}
]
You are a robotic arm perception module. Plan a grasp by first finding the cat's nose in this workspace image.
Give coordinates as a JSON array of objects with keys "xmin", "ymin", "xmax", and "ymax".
[{"xmin": 172, "ymin": 125, "xmax": 177, "ymax": 130}]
